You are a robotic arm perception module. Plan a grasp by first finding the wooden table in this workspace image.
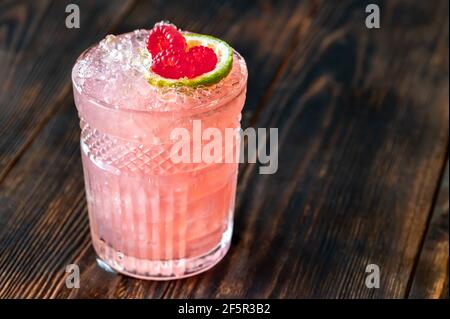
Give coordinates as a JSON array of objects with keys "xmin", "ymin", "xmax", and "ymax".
[{"xmin": 0, "ymin": 0, "xmax": 448, "ymax": 299}]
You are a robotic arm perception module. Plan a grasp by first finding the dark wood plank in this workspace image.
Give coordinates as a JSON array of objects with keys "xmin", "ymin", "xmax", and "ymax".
[
  {"xmin": 0, "ymin": 0, "xmax": 139, "ymax": 298},
  {"xmin": 0, "ymin": 0, "xmax": 137, "ymax": 182},
  {"xmin": 62, "ymin": 0, "xmax": 315, "ymax": 299},
  {"xmin": 162, "ymin": 0, "xmax": 449, "ymax": 298},
  {"xmin": 409, "ymin": 161, "xmax": 449, "ymax": 299},
  {"xmin": 0, "ymin": 0, "xmax": 448, "ymax": 299},
  {"xmin": 0, "ymin": 96, "xmax": 168, "ymax": 299},
  {"xmin": 0, "ymin": 0, "xmax": 312, "ymax": 298},
  {"xmin": 0, "ymin": 96, "xmax": 87, "ymax": 298}
]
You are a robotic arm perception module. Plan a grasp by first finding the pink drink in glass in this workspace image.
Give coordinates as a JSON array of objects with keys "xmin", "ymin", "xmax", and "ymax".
[{"xmin": 72, "ymin": 30, "xmax": 247, "ymax": 279}]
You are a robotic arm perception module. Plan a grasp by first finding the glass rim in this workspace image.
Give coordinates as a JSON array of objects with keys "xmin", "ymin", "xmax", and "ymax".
[{"xmin": 71, "ymin": 45, "xmax": 248, "ymax": 117}]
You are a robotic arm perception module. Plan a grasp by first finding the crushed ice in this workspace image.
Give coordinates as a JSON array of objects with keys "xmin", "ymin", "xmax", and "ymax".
[{"xmin": 73, "ymin": 29, "xmax": 246, "ymax": 111}]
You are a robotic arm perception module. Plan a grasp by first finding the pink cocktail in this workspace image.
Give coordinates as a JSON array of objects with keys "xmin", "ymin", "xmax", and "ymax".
[{"xmin": 72, "ymin": 26, "xmax": 247, "ymax": 279}]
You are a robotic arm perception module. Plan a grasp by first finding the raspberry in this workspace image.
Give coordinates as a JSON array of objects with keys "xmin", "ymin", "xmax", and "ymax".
[
  {"xmin": 151, "ymin": 49, "xmax": 186, "ymax": 79},
  {"xmin": 152, "ymin": 46, "xmax": 218, "ymax": 80},
  {"xmin": 146, "ymin": 24, "xmax": 186, "ymax": 56},
  {"xmin": 185, "ymin": 46, "xmax": 218, "ymax": 78},
  {"xmin": 147, "ymin": 23, "xmax": 220, "ymax": 80}
]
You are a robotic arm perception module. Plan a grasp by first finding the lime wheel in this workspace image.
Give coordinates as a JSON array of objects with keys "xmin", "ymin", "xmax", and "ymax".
[{"xmin": 146, "ymin": 23, "xmax": 233, "ymax": 87}]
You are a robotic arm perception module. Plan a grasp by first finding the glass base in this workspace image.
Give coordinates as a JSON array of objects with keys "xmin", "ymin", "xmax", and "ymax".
[{"xmin": 91, "ymin": 222, "xmax": 233, "ymax": 280}]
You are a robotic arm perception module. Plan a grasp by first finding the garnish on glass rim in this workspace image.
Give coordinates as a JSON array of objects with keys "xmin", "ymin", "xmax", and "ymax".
[{"xmin": 146, "ymin": 23, "xmax": 233, "ymax": 88}]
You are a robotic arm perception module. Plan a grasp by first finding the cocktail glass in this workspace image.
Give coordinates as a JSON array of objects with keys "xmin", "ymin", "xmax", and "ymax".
[{"xmin": 72, "ymin": 30, "xmax": 247, "ymax": 280}]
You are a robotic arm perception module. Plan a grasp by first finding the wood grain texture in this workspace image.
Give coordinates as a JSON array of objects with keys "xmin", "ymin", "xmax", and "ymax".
[
  {"xmin": 0, "ymin": 0, "xmax": 448, "ymax": 299},
  {"xmin": 0, "ymin": 0, "xmax": 137, "ymax": 182},
  {"xmin": 0, "ymin": 0, "xmax": 138, "ymax": 298},
  {"xmin": 409, "ymin": 162, "xmax": 449, "ymax": 299},
  {"xmin": 0, "ymin": 0, "xmax": 313, "ymax": 298},
  {"xmin": 62, "ymin": 0, "xmax": 315, "ymax": 299},
  {"xmin": 0, "ymin": 96, "xmax": 89, "ymax": 298},
  {"xmin": 162, "ymin": 0, "xmax": 449, "ymax": 299}
]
